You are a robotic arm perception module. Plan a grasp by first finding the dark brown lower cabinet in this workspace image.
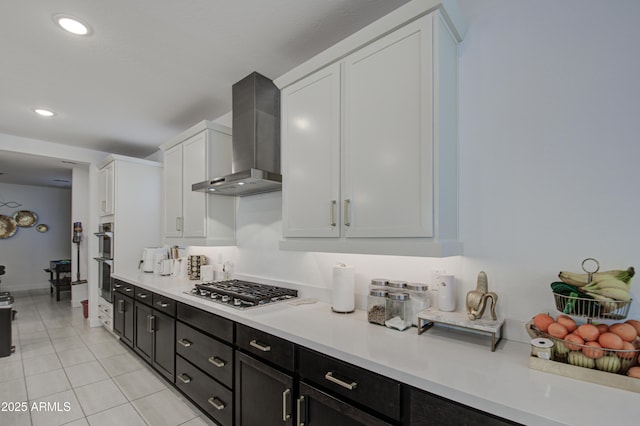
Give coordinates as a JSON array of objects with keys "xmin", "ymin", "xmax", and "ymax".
[
  {"xmin": 235, "ymin": 351, "xmax": 294, "ymax": 426},
  {"xmin": 405, "ymin": 386, "xmax": 521, "ymax": 426},
  {"xmin": 112, "ymin": 292, "xmax": 134, "ymax": 347},
  {"xmin": 176, "ymin": 356, "xmax": 233, "ymax": 426},
  {"xmin": 134, "ymin": 302, "xmax": 175, "ymax": 382},
  {"xmin": 298, "ymin": 382, "xmax": 393, "ymax": 426}
]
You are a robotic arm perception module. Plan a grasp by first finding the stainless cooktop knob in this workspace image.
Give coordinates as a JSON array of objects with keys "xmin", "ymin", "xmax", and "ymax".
[
  {"xmin": 234, "ymin": 298, "xmax": 242, "ymax": 306},
  {"xmin": 221, "ymin": 295, "xmax": 230, "ymax": 302}
]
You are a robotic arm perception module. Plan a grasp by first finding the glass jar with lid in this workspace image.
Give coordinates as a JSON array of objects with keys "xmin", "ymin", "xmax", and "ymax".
[
  {"xmin": 369, "ymin": 278, "xmax": 389, "ymax": 291},
  {"xmin": 385, "ymin": 292, "xmax": 412, "ymax": 331},
  {"xmin": 406, "ymin": 283, "xmax": 430, "ymax": 326},
  {"xmin": 367, "ymin": 289, "xmax": 388, "ymax": 325},
  {"xmin": 387, "ymin": 280, "xmax": 407, "ymax": 292}
]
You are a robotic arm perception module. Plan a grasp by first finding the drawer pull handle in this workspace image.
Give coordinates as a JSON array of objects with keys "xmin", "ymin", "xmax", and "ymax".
[
  {"xmin": 114, "ymin": 283, "xmax": 122, "ymax": 288},
  {"xmin": 249, "ymin": 339, "xmax": 271, "ymax": 352},
  {"xmin": 139, "ymin": 293, "xmax": 148, "ymax": 299},
  {"xmin": 178, "ymin": 338, "xmax": 192, "ymax": 347},
  {"xmin": 296, "ymin": 396, "xmax": 305, "ymax": 426},
  {"xmin": 177, "ymin": 373, "xmax": 191, "ymax": 384},
  {"xmin": 282, "ymin": 388, "xmax": 291, "ymax": 421},
  {"xmin": 125, "ymin": 287, "xmax": 132, "ymax": 292},
  {"xmin": 324, "ymin": 372, "xmax": 357, "ymax": 390},
  {"xmin": 207, "ymin": 397, "xmax": 226, "ymax": 411},
  {"xmin": 156, "ymin": 301, "xmax": 169, "ymax": 308},
  {"xmin": 208, "ymin": 357, "xmax": 226, "ymax": 368}
]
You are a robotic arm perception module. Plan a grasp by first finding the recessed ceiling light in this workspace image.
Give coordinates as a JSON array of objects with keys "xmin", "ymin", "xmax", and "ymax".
[
  {"xmin": 34, "ymin": 108, "xmax": 56, "ymax": 117},
  {"xmin": 53, "ymin": 14, "xmax": 92, "ymax": 36}
]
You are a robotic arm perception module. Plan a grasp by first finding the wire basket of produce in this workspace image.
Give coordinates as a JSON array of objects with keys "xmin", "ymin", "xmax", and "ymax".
[
  {"xmin": 528, "ymin": 314, "xmax": 640, "ymax": 376},
  {"xmin": 552, "ymin": 261, "xmax": 634, "ymax": 320}
]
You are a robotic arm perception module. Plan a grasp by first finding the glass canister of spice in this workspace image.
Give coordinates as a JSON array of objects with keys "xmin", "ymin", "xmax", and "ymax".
[
  {"xmin": 367, "ymin": 289, "xmax": 388, "ymax": 325},
  {"xmin": 406, "ymin": 283, "xmax": 430, "ymax": 326},
  {"xmin": 385, "ymin": 292, "xmax": 412, "ymax": 331}
]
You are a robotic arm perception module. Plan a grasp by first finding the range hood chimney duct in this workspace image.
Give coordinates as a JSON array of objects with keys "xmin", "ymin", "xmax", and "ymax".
[{"xmin": 192, "ymin": 72, "xmax": 281, "ymax": 196}]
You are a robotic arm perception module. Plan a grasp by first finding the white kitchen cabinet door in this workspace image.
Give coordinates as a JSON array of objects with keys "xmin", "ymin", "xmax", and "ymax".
[
  {"xmin": 181, "ymin": 132, "xmax": 207, "ymax": 238},
  {"xmin": 163, "ymin": 144, "xmax": 183, "ymax": 237},
  {"xmin": 282, "ymin": 63, "xmax": 341, "ymax": 237},
  {"xmin": 343, "ymin": 15, "xmax": 434, "ymax": 238},
  {"xmin": 98, "ymin": 161, "xmax": 115, "ymax": 216}
]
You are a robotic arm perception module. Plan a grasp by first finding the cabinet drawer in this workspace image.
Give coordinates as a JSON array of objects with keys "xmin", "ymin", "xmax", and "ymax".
[
  {"xmin": 134, "ymin": 287, "xmax": 153, "ymax": 306},
  {"xmin": 176, "ymin": 356, "xmax": 233, "ymax": 426},
  {"xmin": 97, "ymin": 302, "xmax": 112, "ymax": 316},
  {"xmin": 152, "ymin": 293, "xmax": 176, "ymax": 317},
  {"xmin": 176, "ymin": 321, "xmax": 233, "ymax": 388},
  {"xmin": 177, "ymin": 303, "xmax": 233, "ymax": 343},
  {"xmin": 236, "ymin": 324, "xmax": 294, "ymax": 372},
  {"xmin": 114, "ymin": 280, "xmax": 135, "ymax": 295},
  {"xmin": 298, "ymin": 347, "xmax": 401, "ymax": 421}
]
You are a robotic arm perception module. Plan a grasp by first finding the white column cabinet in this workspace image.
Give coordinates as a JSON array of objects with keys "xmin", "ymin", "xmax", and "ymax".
[
  {"xmin": 280, "ymin": 10, "xmax": 461, "ymax": 257},
  {"xmin": 161, "ymin": 121, "xmax": 235, "ymax": 246}
]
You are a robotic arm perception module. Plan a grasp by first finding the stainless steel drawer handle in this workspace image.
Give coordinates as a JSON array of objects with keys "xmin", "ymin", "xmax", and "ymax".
[
  {"xmin": 178, "ymin": 338, "xmax": 192, "ymax": 347},
  {"xmin": 156, "ymin": 301, "xmax": 169, "ymax": 308},
  {"xmin": 296, "ymin": 396, "xmax": 305, "ymax": 426},
  {"xmin": 249, "ymin": 339, "xmax": 271, "ymax": 352},
  {"xmin": 208, "ymin": 356, "xmax": 226, "ymax": 368},
  {"xmin": 282, "ymin": 388, "xmax": 291, "ymax": 421},
  {"xmin": 330, "ymin": 200, "xmax": 337, "ymax": 227},
  {"xmin": 177, "ymin": 373, "xmax": 191, "ymax": 384},
  {"xmin": 324, "ymin": 371, "xmax": 357, "ymax": 390},
  {"xmin": 208, "ymin": 397, "xmax": 225, "ymax": 411},
  {"xmin": 118, "ymin": 299, "xmax": 125, "ymax": 313},
  {"xmin": 125, "ymin": 287, "xmax": 132, "ymax": 292},
  {"xmin": 146, "ymin": 315, "xmax": 155, "ymax": 333},
  {"xmin": 139, "ymin": 293, "xmax": 148, "ymax": 299},
  {"xmin": 114, "ymin": 283, "xmax": 121, "ymax": 288}
]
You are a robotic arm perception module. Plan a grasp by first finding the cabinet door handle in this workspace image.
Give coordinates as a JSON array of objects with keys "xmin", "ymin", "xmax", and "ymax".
[
  {"xmin": 324, "ymin": 371, "xmax": 357, "ymax": 390},
  {"xmin": 208, "ymin": 356, "xmax": 226, "ymax": 368},
  {"xmin": 343, "ymin": 199, "xmax": 351, "ymax": 226},
  {"xmin": 296, "ymin": 396, "xmax": 305, "ymax": 426},
  {"xmin": 125, "ymin": 287, "xmax": 132, "ymax": 292},
  {"xmin": 138, "ymin": 293, "xmax": 148, "ymax": 299},
  {"xmin": 330, "ymin": 200, "xmax": 337, "ymax": 227},
  {"xmin": 146, "ymin": 315, "xmax": 155, "ymax": 333},
  {"xmin": 176, "ymin": 217, "xmax": 182, "ymax": 232},
  {"xmin": 249, "ymin": 339, "xmax": 271, "ymax": 352},
  {"xmin": 156, "ymin": 301, "xmax": 168, "ymax": 308},
  {"xmin": 177, "ymin": 373, "xmax": 191, "ymax": 384},
  {"xmin": 207, "ymin": 397, "xmax": 226, "ymax": 411},
  {"xmin": 282, "ymin": 388, "xmax": 291, "ymax": 421},
  {"xmin": 178, "ymin": 338, "xmax": 192, "ymax": 347},
  {"xmin": 118, "ymin": 299, "xmax": 125, "ymax": 313}
]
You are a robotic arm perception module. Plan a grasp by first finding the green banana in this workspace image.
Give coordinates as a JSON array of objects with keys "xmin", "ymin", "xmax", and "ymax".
[
  {"xmin": 586, "ymin": 287, "xmax": 631, "ymax": 302},
  {"xmin": 558, "ymin": 266, "xmax": 635, "ymax": 287},
  {"xmin": 584, "ymin": 278, "xmax": 630, "ymax": 292}
]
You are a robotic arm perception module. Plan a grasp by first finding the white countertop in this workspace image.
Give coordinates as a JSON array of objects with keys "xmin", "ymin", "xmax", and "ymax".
[{"xmin": 113, "ymin": 272, "xmax": 640, "ymax": 426}]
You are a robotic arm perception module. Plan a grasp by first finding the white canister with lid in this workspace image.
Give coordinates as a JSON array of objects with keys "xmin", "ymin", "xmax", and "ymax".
[{"xmin": 437, "ymin": 275, "xmax": 456, "ymax": 312}]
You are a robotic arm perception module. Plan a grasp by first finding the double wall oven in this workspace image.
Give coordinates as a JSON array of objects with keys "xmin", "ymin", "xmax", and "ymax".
[{"xmin": 94, "ymin": 223, "xmax": 114, "ymax": 302}]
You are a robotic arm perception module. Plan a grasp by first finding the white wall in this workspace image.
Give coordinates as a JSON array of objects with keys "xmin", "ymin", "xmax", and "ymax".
[
  {"xmin": 192, "ymin": 0, "xmax": 640, "ymax": 344},
  {"xmin": 0, "ymin": 183, "xmax": 71, "ymax": 291}
]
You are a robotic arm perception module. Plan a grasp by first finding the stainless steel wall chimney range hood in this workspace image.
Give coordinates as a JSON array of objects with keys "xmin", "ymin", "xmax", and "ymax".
[{"xmin": 192, "ymin": 72, "xmax": 281, "ymax": 196}]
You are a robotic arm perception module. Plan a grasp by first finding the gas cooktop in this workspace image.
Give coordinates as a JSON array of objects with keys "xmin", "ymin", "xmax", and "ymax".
[{"xmin": 186, "ymin": 279, "xmax": 298, "ymax": 309}]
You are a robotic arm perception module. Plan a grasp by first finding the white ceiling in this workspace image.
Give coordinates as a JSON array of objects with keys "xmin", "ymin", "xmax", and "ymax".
[{"xmin": 0, "ymin": 0, "xmax": 492, "ymax": 188}]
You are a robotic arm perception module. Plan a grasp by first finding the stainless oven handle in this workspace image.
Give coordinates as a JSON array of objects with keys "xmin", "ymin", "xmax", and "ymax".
[{"xmin": 93, "ymin": 257, "xmax": 113, "ymax": 266}]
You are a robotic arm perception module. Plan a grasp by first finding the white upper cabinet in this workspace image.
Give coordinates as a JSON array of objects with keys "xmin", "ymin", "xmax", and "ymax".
[
  {"xmin": 279, "ymin": 7, "xmax": 462, "ymax": 257},
  {"xmin": 160, "ymin": 121, "xmax": 235, "ymax": 246},
  {"xmin": 282, "ymin": 63, "xmax": 341, "ymax": 238},
  {"xmin": 98, "ymin": 161, "xmax": 115, "ymax": 216}
]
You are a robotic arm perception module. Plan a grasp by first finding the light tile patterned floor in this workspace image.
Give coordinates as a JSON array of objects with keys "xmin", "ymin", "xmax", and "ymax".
[{"xmin": 0, "ymin": 289, "xmax": 216, "ymax": 426}]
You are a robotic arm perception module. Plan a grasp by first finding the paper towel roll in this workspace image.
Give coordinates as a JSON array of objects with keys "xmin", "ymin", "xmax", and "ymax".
[
  {"xmin": 332, "ymin": 263, "xmax": 355, "ymax": 313},
  {"xmin": 437, "ymin": 275, "xmax": 456, "ymax": 312}
]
